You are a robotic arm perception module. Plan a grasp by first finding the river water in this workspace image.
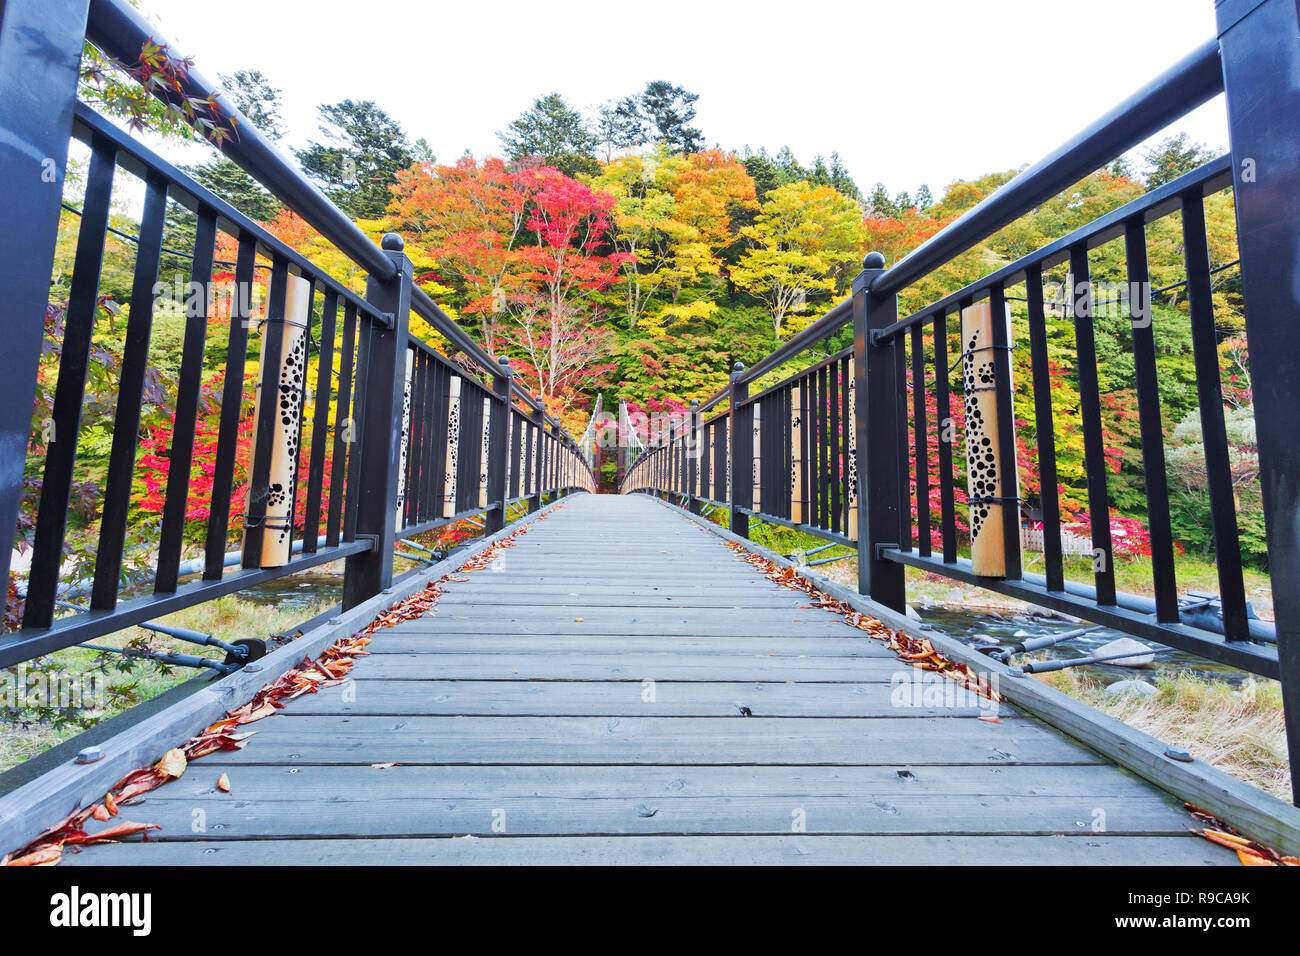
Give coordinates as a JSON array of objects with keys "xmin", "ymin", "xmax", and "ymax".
[{"xmin": 918, "ymin": 605, "xmax": 1253, "ymax": 686}]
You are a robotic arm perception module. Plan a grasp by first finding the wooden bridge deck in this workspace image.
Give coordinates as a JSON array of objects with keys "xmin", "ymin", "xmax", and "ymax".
[{"xmin": 64, "ymin": 495, "xmax": 1233, "ymax": 865}]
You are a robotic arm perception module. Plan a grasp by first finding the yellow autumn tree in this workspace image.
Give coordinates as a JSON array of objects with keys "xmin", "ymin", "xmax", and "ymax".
[{"xmin": 730, "ymin": 181, "xmax": 865, "ymax": 339}]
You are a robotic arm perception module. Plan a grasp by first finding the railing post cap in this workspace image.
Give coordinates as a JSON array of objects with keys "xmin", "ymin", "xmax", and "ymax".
[
  {"xmin": 863, "ymin": 251, "xmax": 886, "ymax": 270},
  {"xmin": 732, "ymin": 361, "xmax": 745, "ymax": 373},
  {"xmin": 381, "ymin": 233, "xmax": 405, "ymax": 251}
]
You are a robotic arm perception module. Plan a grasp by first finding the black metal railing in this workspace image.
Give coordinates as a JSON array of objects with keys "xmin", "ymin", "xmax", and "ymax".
[
  {"xmin": 0, "ymin": 0, "xmax": 593, "ymax": 669},
  {"xmin": 622, "ymin": 0, "xmax": 1300, "ymax": 803}
]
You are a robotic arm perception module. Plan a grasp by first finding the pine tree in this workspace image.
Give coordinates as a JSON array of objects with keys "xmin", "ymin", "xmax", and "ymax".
[
  {"xmin": 498, "ymin": 94, "xmax": 598, "ymax": 176},
  {"xmin": 296, "ymin": 100, "xmax": 415, "ymax": 219}
]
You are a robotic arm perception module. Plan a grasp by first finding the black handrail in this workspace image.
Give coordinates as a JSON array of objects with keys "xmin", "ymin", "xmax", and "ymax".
[
  {"xmin": 621, "ymin": 11, "xmax": 1300, "ymax": 804},
  {"xmin": 690, "ymin": 35, "xmax": 1225, "ymax": 410},
  {"xmin": 85, "ymin": 0, "xmax": 397, "ymax": 283}
]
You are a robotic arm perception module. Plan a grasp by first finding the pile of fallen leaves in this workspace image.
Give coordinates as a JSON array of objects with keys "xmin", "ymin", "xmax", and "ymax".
[
  {"xmin": 2, "ymin": 506, "xmax": 561, "ymax": 866},
  {"xmin": 1187, "ymin": 804, "xmax": 1298, "ymax": 866},
  {"xmin": 723, "ymin": 541, "xmax": 1000, "ymax": 703}
]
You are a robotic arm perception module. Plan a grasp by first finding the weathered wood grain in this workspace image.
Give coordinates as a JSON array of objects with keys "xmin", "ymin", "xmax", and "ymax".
[
  {"xmin": 22, "ymin": 493, "xmax": 1248, "ymax": 866},
  {"xmin": 196, "ymin": 714, "xmax": 1104, "ymax": 766},
  {"xmin": 60, "ymin": 834, "xmax": 1235, "ymax": 866}
]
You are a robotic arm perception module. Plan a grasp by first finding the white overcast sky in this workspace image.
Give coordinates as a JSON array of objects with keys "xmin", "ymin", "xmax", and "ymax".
[{"xmin": 138, "ymin": 0, "xmax": 1228, "ymax": 196}]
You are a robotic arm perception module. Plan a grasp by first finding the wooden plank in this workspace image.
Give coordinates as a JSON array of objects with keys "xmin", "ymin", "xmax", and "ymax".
[
  {"xmin": 436, "ymin": 590, "xmax": 808, "ymax": 608},
  {"xmin": 100, "ymin": 792, "xmax": 1194, "ymax": 839},
  {"xmin": 285, "ymin": 679, "xmax": 1013, "ymax": 717},
  {"xmin": 199, "ymin": 715, "xmax": 1105, "ymax": 766},
  {"xmin": 393, "ymin": 611, "xmax": 860, "ymax": 637},
  {"xmin": 347, "ymin": 653, "xmax": 909, "ymax": 682},
  {"xmin": 128, "ymin": 762, "xmax": 1164, "ymax": 802},
  {"xmin": 59, "ymin": 834, "xmax": 1236, "ymax": 866},
  {"xmin": 366, "ymin": 635, "xmax": 895, "ymax": 657}
]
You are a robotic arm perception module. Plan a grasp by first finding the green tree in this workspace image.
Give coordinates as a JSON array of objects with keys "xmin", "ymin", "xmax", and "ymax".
[
  {"xmin": 638, "ymin": 81, "xmax": 704, "ymax": 154},
  {"xmin": 498, "ymin": 94, "xmax": 598, "ymax": 176},
  {"xmin": 1144, "ymin": 133, "xmax": 1217, "ymax": 189},
  {"xmin": 296, "ymin": 100, "xmax": 415, "ymax": 218}
]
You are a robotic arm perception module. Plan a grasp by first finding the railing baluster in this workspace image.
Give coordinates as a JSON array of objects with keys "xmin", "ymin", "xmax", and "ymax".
[
  {"xmin": 485, "ymin": 357, "xmax": 511, "ymax": 533},
  {"xmin": 895, "ymin": 328, "xmax": 912, "ymax": 552},
  {"xmin": 23, "ymin": 137, "xmax": 117, "ymax": 627},
  {"xmin": 1069, "ymin": 241, "xmax": 1117, "ymax": 605},
  {"xmin": 934, "ymin": 310, "xmax": 957, "ymax": 563},
  {"xmin": 1182, "ymin": 195, "xmax": 1249, "ymax": 642},
  {"xmin": 301, "ymin": 290, "xmax": 338, "ymax": 553},
  {"xmin": 154, "ymin": 207, "xmax": 217, "ymax": 593},
  {"xmin": 910, "ymin": 322, "xmax": 931, "ymax": 557},
  {"xmin": 1024, "ymin": 264, "xmax": 1064, "ymax": 592},
  {"xmin": 90, "ymin": 172, "xmax": 169, "ymax": 610},
  {"xmin": 1124, "ymin": 218, "xmax": 1179, "ymax": 621},
  {"xmin": 342, "ymin": 319, "xmax": 371, "ymax": 544},
  {"xmin": 325, "ymin": 302, "xmax": 357, "ymax": 548},
  {"xmin": 204, "ymin": 235, "xmax": 256, "ymax": 576},
  {"xmin": 840, "ymin": 355, "xmax": 851, "ymax": 532}
]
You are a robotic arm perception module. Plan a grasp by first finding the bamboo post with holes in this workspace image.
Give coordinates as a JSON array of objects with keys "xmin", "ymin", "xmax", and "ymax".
[
  {"xmin": 961, "ymin": 300, "xmax": 1019, "ymax": 576},
  {"xmin": 243, "ymin": 271, "xmax": 311, "ymax": 568}
]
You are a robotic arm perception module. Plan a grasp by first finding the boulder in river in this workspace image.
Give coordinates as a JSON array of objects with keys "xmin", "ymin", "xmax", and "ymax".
[
  {"xmin": 1105, "ymin": 679, "xmax": 1158, "ymax": 698},
  {"xmin": 1090, "ymin": 637, "xmax": 1155, "ymax": 668}
]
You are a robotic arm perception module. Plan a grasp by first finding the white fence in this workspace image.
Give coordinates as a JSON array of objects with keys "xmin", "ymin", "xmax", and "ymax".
[{"xmin": 1022, "ymin": 527, "xmax": 1094, "ymax": 556}]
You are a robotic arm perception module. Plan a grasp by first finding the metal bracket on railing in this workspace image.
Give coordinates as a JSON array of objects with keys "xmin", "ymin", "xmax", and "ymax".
[
  {"xmin": 356, "ymin": 533, "xmax": 382, "ymax": 552},
  {"xmin": 375, "ymin": 312, "xmax": 396, "ymax": 330},
  {"xmin": 874, "ymin": 542, "xmax": 899, "ymax": 560}
]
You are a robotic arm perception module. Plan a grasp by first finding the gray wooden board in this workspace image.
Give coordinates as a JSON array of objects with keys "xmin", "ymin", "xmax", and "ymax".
[
  {"xmin": 59, "ymin": 834, "xmax": 1235, "ymax": 866},
  {"xmin": 348, "ymin": 653, "xmax": 914, "ymax": 681},
  {"xmin": 399, "ymin": 609, "xmax": 860, "ymax": 637},
  {"xmin": 288, "ymin": 679, "xmax": 1015, "ymax": 717},
  {"xmin": 436, "ymin": 590, "xmax": 807, "ymax": 607},
  {"xmin": 90, "ymin": 793, "xmax": 1193, "ymax": 839},
  {"xmin": 30, "ymin": 493, "xmax": 1237, "ymax": 866},
  {"xmin": 364, "ymin": 635, "xmax": 898, "ymax": 657},
  {"xmin": 196, "ymin": 715, "xmax": 1104, "ymax": 765},
  {"xmin": 117, "ymin": 763, "xmax": 1167, "ymax": 801}
]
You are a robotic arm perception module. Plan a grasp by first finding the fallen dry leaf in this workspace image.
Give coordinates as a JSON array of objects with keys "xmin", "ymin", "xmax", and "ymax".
[
  {"xmin": 155, "ymin": 747, "xmax": 187, "ymax": 780},
  {"xmin": 91, "ymin": 804, "xmax": 110, "ymax": 822},
  {"xmin": 3, "ymin": 844, "xmax": 62, "ymax": 866},
  {"xmin": 216, "ymin": 773, "xmax": 231, "ymax": 793},
  {"xmin": 370, "ymin": 762, "xmax": 398, "ymax": 770}
]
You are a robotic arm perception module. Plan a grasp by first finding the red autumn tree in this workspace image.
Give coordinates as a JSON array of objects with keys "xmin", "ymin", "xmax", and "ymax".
[{"xmin": 501, "ymin": 167, "xmax": 631, "ymax": 406}]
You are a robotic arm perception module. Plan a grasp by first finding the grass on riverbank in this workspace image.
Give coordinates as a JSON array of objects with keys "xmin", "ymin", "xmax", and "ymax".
[
  {"xmin": 1036, "ymin": 667, "xmax": 1291, "ymax": 801},
  {"xmin": 1, "ymin": 592, "xmax": 333, "ymax": 774}
]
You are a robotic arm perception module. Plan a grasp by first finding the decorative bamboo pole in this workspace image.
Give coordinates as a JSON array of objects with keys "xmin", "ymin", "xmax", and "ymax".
[
  {"xmin": 243, "ymin": 272, "xmax": 311, "ymax": 567},
  {"xmin": 847, "ymin": 373, "xmax": 858, "ymax": 540},
  {"xmin": 791, "ymin": 386, "xmax": 804, "ymax": 523},
  {"xmin": 394, "ymin": 348, "xmax": 413, "ymax": 532},
  {"xmin": 443, "ymin": 375, "xmax": 461, "ymax": 515},
  {"xmin": 961, "ymin": 299, "xmax": 1017, "ymax": 576},
  {"xmin": 478, "ymin": 395, "xmax": 491, "ymax": 508}
]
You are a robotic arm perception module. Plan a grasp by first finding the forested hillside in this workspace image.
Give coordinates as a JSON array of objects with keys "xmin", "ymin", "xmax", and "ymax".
[{"xmin": 35, "ymin": 62, "xmax": 1256, "ymax": 597}]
